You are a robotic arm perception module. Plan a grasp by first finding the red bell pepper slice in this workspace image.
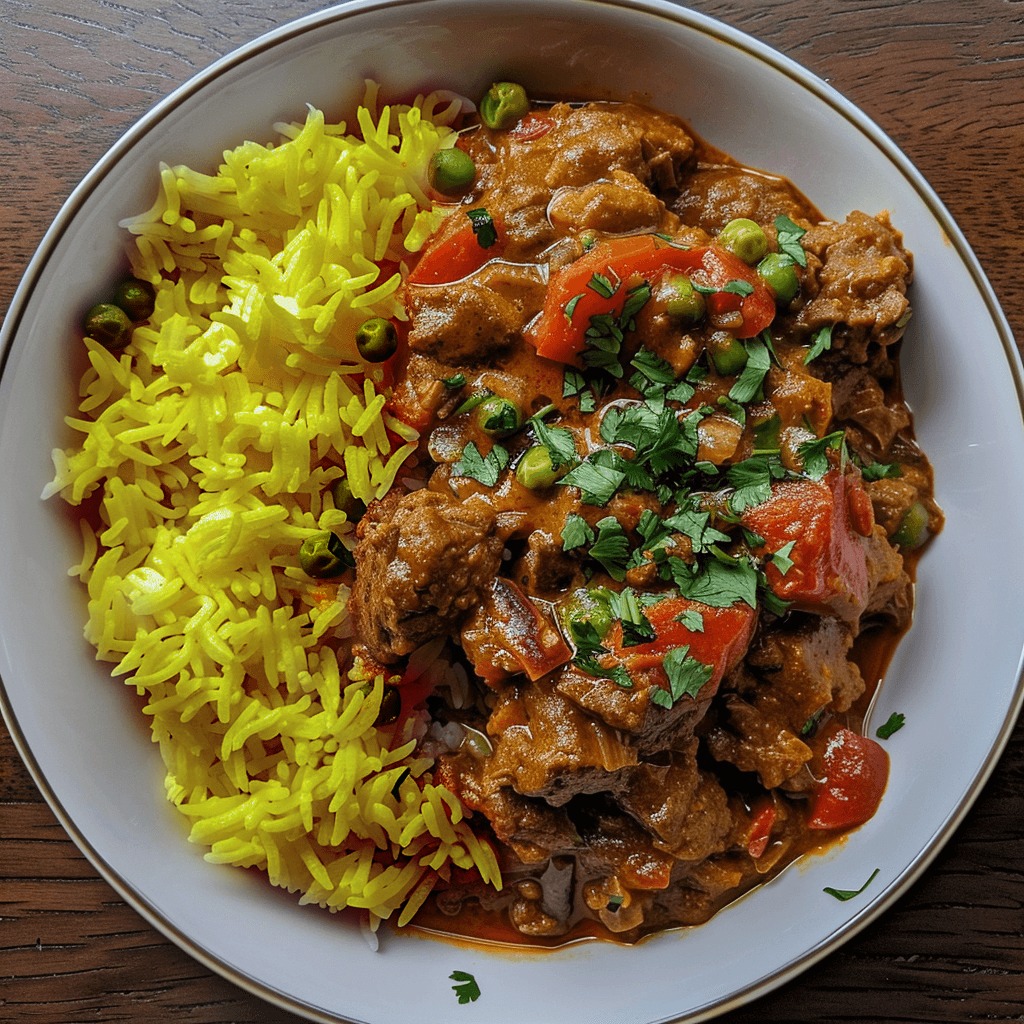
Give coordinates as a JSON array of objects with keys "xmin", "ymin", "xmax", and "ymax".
[
  {"xmin": 407, "ymin": 208, "xmax": 506, "ymax": 286},
  {"xmin": 525, "ymin": 234, "xmax": 776, "ymax": 364},
  {"xmin": 461, "ymin": 577, "xmax": 573, "ymax": 686},
  {"xmin": 747, "ymin": 797, "xmax": 777, "ymax": 858},
  {"xmin": 742, "ymin": 469, "xmax": 871, "ymax": 614},
  {"xmin": 604, "ymin": 595, "xmax": 756, "ymax": 693},
  {"xmin": 808, "ymin": 727, "xmax": 889, "ymax": 830},
  {"xmin": 509, "ymin": 112, "xmax": 554, "ymax": 142}
]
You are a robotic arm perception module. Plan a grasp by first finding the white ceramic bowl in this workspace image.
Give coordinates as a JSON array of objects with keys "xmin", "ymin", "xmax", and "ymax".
[{"xmin": 1, "ymin": 2, "xmax": 1022, "ymax": 1022}]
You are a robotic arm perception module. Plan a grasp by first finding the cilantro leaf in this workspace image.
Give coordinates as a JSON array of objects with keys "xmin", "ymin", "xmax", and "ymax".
[
  {"xmin": 529, "ymin": 412, "xmax": 578, "ymax": 470},
  {"xmin": 450, "ymin": 970, "xmax": 482, "ymax": 1004},
  {"xmin": 774, "ymin": 214, "xmax": 808, "ymax": 267},
  {"xmin": 728, "ymin": 336, "xmax": 772, "ymax": 403},
  {"xmin": 768, "ymin": 539, "xmax": 796, "ymax": 575},
  {"xmin": 860, "ymin": 460, "xmax": 901, "ymax": 481},
  {"xmin": 804, "ymin": 324, "xmax": 833, "ymax": 364},
  {"xmin": 452, "ymin": 441, "xmax": 509, "ymax": 487},
  {"xmin": 588, "ymin": 271, "xmax": 617, "ymax": 299},
  {"xmin": 650, "ymin": 645, "xmax": 714, "ymax": 709},
  {"xmin": 563, "ymin": 368, "xmax": 597, "ymax": 413},
  {"xmin": 875, "ymin": 712, "xmax": 906, "ymax": 739},
  {"xmin": 560, "ymin": 456, "xmax": 626, "ymax": 506},
  {"xmin": 823, "ymin": 867, "xmax": 880, "ymax": 902},
  {"xmin": 671, "ymin": 555, "xmax": 759, "ymax": 608},
  {"xmin": 723, "ymin": 279, "xmax": 755, "ymax": 297},
  {"xmin": 798, "ymin": 430, "xmax": 845, "ymax": 480},
  {"xmin": 570, "ymin": 620, "xmax": 633, "ymax": 688},
  {"xmin": 561, "ymin": 513, "xmax": 595, "ymax": 552},
  {"xmin": 564, "ymin": 292, "xmax": 585, "ymax": 321},
  {"xmin": 675, "ymin": 607, "xmax": 705, "ymax": 632},
  {"xmin": 467, "ymin": 208, "xmax": 497, "ymax": 249},
  {"xmin": 588, "ymin": 516, "xmax": 631, "ymax": 581},
  {"xmin": 726, "ymin": 453, "xmax": 785, "ymax": 513}
]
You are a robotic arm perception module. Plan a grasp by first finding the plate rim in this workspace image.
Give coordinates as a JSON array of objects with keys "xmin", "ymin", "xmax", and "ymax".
[{"xmin": 1, "ymin": 1, "xmax": 1022, "ymax": 1021}]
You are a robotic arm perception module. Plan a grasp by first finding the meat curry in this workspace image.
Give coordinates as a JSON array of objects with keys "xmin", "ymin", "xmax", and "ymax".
[{"xmin": 347, "ymin": 86, "xmax": 941, "ymax": 942}]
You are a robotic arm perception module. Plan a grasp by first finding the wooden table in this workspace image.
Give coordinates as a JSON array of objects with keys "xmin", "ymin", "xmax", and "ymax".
[{"xmin": 1, "ymin": 1, "xmax": 1022, "ymax": 1021}]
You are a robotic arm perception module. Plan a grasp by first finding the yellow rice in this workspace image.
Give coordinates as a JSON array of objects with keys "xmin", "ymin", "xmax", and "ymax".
[{"xmin": 43, "ymin": 83, "xmax": 501, "ymax": 928}]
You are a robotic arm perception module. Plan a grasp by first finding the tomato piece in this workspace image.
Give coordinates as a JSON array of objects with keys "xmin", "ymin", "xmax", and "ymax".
[
  {"xmin": 407, "ymin": 208, "xmax": 506, "ymax": 286},
  {"xmin": 747, "ymin": 798, "xmax": 777, "ymax": 859},
  {"xmin": 604, "ymin": 596, "xmax": 756, "ymax": 693},
  {"xmin": 525, "ymin": 235, "xmax": 776, "ymax": 364},
  {"xmin": 742, "ymin": 469, "xmax": 870, "ymax": 614},
  {"xmin": 808, "ymin": 727, "xmax": 889, "ymax": 830},
  {"xmin": 461, "ymin": 578, "xmax": 573, "ymax": 686}
]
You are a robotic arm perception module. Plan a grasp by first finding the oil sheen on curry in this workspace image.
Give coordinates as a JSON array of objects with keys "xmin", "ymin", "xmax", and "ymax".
[{"xmin": 349, "ymin": 84, "xmax": 942, "ymax": 943}]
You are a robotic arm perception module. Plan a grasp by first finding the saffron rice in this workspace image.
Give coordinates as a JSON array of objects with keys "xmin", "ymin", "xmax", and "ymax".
[{"xmin": 43, "ymin": 83, "xmax": 501, "ymax": 929}]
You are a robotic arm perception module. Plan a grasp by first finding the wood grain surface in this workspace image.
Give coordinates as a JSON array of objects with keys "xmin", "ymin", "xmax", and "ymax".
[{"xmin": 1, "ymin": 1, "xmax": 1022, "ymax": 1022}]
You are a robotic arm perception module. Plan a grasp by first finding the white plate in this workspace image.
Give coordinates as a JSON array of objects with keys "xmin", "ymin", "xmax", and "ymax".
[{"xmin": 1, "ymin": 2, "xmax": 1022, "ymax": 1022}]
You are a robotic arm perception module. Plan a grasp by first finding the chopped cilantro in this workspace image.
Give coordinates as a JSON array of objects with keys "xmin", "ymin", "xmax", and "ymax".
[
  {"xmin": 726, "ymin": 453, "xmax": 785, "ymax": 512},
  {"xmin": 529, "ymin": 411, "xmax": 578, "ymax": 470},
  {"xmin": 564, "ymin": 292, "xmax": 585, "ymax": 321},
  {"xmin": 560, "ymin": 456, "xmax": 627, "ymax": 506},
  {"xmin": 450, "ymin": 970, "xmax": 482, "ymax": 1004},
  {"xmin": 728, "ymin": 336, "xmax": 772, "ymax": 403},
  {"xmin": 561, "ymin": 513, "xmax": 595, "ymax": 552},
  {"xmin": 563, "ymin": 368, "xmax": 598, "ymax": 413},
  {"xmin": 607, "ymin": 587, "xmax": 656, "ymax": 646},
  {"xmin": 588, "ymin": 517, "xmax": 631, "ymax": 581},
  {"xmin": 442, "ymin": 372, "xmax": 466, "ymax": 389},
  {"xmin": 651, "ymin": 645, "xmax": 714, "ymax": 708},
  {"xmin": 723, "ymin": 279, "xmax": 755, "ymax": 297},
  {"xmin": 452, "ymin": 441, "xmax": 510, "ymax": 487},
  {"xmin": 767, "ymin": 539, "xmax": 796, "ymax": 575},
  {"xmin": 606, "ymin": 894, "xmax": 624, "ymax": 913},
  {"xmin": 875, "ymin": 712, "xmax": 906, "ymax": 739},
  {"xmin": 804, "ymin": 323, "xmax": 833, "ymax": 364},
  {"xmin": 823, "ymin": 867, "xmax": 880, "ymax": 902},
  {"xmin": 675, "ymin": 607, "xmax": 705, "ymax": 632},
  {"xmin": 670, "ymin": 555, "xmax": 759, "ymax": 608},
  {"xmin": 588, "ymin": 271, "xmax": 617, "ymax": 299},
  {"xmin": 860, "ymin": 460, "xmax": 901, "ymax": 481},
  {"xmin": 798, "ymin": 430, "xmax": 845, "ymax": 480},
  {"xmin": 466, "ymin": 208, "xmax": 497, "ymax": 249},
  {"xmin": 774, "ymin": 214, "xmax": 808, "ymax": 267}
]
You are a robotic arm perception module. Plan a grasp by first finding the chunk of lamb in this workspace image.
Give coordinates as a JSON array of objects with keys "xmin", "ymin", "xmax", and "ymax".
[
  {"xmin": 406, "ymin": 262, "xmax": 547, "ymax": 365},
  {"xmin": 350, "ymin": 488, "xmax": 506, "ymax": 664},
  {"xmin": 706, "ymin": 616, "xmax": 867, "ymax": 791},
  {"xmin": 481, "ymin": 677, "xmax": 638, "ymax": 806},
  {"xmin": 671, "ymin": 164, "xmax": 813, "ymax": 232},
  {"xmin": 785, "ymin": 211, "xmax": 913, "ymax": 363}
]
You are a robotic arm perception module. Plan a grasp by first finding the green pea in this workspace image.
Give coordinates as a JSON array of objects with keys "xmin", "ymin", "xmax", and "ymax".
[
  {"xmin": 83, "ymin": 302, "xmax": 133, "ymax": 350},
  {"xmin": 757, "ymin": 253, "xmax": 800, "ymax": 305},
  {"xmin": 707, "ymin": 332, "xmax": 748, "ymax": 376},
  {"xmin": 479, "ymin": 81, "xmax": 529, "ymax": 130},
  {"xmin": 560, "ymin": 588, "xmax": 613, "ymax": 641},
  {"xmin": 114, "ymin": 276, "xmax": 156, "ymax": 322},
  {"xmin": 515, "ymin": 445, "xmax": 560, "ymax": 489},
  {"xmin": 892, "ymin": 501, "xmax": 930, "ymax": 550},
  {"xmin": 659, "ymin": 272, "xmax": 706, "ymax": 325},
  {"xmin": 355, "ymin": 317, "xmax": 398, "ymax": 362},
  {"xmin": 475, "ymin": 395, "xmax": 522, "ymax": 438},
  {"xmin": 330, "ymin": 478, "xmax": 366, "ymax": 522},
  {"xmin": 299, "ymin": 531, "xmax": 354, "ymax": 578},
  {"xmin": 429, "ymin": 147, "xmax": 476, "ymax": 195},
  {"xmin": 375, "ymin": 684, "xmax": 401, "ymax": 726},
  {"xmin": 718, "ymin": 218, "xmax": 769, "ymax": 265}
]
